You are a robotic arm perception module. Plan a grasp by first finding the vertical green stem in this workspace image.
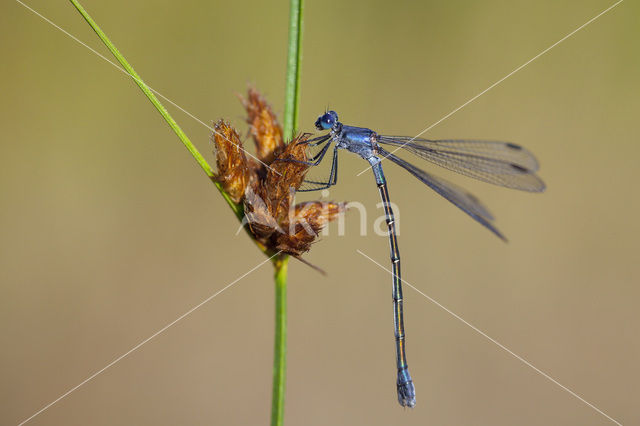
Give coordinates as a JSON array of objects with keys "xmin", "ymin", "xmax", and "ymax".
[
  {"xmin": 70, "ymin": 2, "xmax": 302, "ymax": 424},
  {"xmin": 283, "ymin": 0, "xmax": 304, "ymax": 141},
  {"xmin": 272, "ymin": 1, "xmax": 303, "ymax": 425},
  {"xmin": 271, "ymin": 256, "xmax": 289, "ymax": 426}
]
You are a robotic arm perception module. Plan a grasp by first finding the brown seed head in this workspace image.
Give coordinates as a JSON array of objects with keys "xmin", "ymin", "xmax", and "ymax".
[
  {"xmin": 276, "ymin": 200, "xmax": 347, "ymax": 255},
  {"xmin": 211, "ymin": 120, "xmax": 250, "ymax": 204},
  {"xmin": 213, "ymin": 89, "xmax": 347, "ymax": 259},
  {"xmin": 243, "ymin": 134, "xmax": 308, "ymax": 244},
  {"xmin": 241, "ymin": 87, "xmax": 285, "ymax": 164}
]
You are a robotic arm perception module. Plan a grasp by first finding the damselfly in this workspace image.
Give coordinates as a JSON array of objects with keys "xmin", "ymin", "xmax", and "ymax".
[{"xmin": 292, "ymin": 111, "xmax": 545, "ymax": 407}]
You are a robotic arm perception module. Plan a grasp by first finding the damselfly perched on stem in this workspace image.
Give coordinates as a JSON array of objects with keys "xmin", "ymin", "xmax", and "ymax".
[{"xmin": 283, "ymin": 110, "xmax": 545, "ymax": 407}]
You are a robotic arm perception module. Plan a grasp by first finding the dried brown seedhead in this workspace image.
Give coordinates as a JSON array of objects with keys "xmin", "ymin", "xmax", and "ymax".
[
  {"xmin": 241, "ymin": 87, "xmax": 285, "ymax": 164},
  {"xmin": 280, "ymin": 200, "xmax": 346, "ymax": 254},
  {"xmin": 212, "ymin": 89, "xmax": 347, "ymax": 259},
  {"xmin": 244, "ymin": 134, "xmax": 347, "ymax": 256},
  {"xmin": 211, "ymin": 120, "xmax": 250, "ymax": 204}
]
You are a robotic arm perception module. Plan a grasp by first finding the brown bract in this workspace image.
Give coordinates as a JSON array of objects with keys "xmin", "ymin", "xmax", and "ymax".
[
  {"xmin": 241, "ymin": 88, "xmax": 285, "ymax": 164},
  {"xmin": 212, "ymin": 89, "xmax": 347, "ymax": 257},
  {"xmin": 211, "ymin": 121, "xmax": 250, "ymax": 204}
]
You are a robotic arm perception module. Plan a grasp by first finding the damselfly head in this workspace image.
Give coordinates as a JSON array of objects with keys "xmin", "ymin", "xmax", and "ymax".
[{"xmin": 315, "ymin": 110, "xmax": 338, "ymax": 130}]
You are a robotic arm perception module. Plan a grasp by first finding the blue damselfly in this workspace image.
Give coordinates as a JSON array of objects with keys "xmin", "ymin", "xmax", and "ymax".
[{"xmin": 290, "ymin": 111, "xmax": 545, "ymax": 407}]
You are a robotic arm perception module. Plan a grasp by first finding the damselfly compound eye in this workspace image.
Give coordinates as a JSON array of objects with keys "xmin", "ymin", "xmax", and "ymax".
[{"xmin": 315, "ymin": 111, "xmax": 338, "ymax": 130}]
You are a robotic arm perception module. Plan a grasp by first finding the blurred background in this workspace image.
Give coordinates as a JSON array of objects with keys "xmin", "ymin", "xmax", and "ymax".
[{"xmin": 1, "ymin": 1, "xmax": 638, "ymax": 425}]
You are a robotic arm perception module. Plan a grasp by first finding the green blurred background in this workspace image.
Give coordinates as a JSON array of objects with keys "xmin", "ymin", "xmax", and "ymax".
[{"xmin": 1, "ymin": 1, "xmax": 638, "ymax": 425}]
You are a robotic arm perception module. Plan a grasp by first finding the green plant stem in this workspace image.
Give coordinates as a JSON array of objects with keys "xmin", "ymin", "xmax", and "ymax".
[
  {"xmin": 271, "ymin": 256, "xmax": 289, "ymax": 426},
  {"xmin": 71, "ymin": 2, "xmax": 302, "ymax": 424},
  {"xmin": 68, "ymin": 0, "xmax": 243, "ymax": 221},
  {"xmin": 271, "ymin": 2, "xmax": 303, "ymax": 425},
  {"xmin": 283, "ymin": 0, "xmax": 304, "ymax": 141}
]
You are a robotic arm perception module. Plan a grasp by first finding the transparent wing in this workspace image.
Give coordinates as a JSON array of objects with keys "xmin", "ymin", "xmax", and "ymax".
[
  {"xmin": 376, "ymin": 136, "xmax": 545, "ymax": 192},
  {"xmin": 377, "ymin": 147, "xmax": 506, "ymax": 240}
]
